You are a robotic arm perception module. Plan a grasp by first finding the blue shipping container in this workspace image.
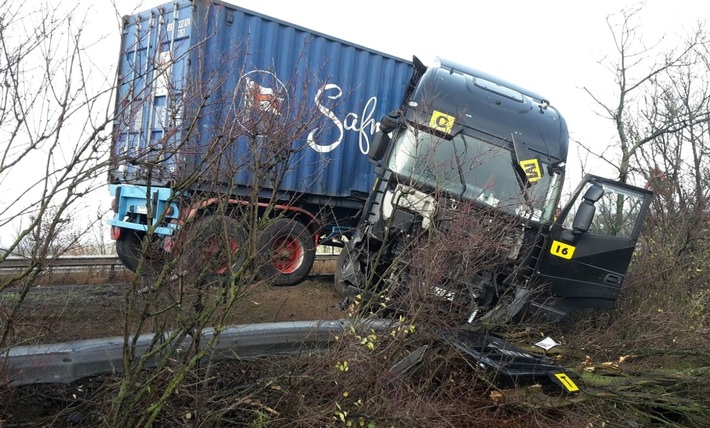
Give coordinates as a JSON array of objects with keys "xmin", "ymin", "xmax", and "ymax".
[{"xmin": 109, "ymin": 0, "xmax": 413, "ymax": 206}]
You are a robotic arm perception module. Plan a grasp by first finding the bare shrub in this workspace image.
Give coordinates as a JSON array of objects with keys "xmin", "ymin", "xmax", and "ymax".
[
  {"xmin": 568, "ymin": 4, "xmax": 710, "ymax": 359},
  {"xmin": 0, "ymin": 1, "xmax": 117, "ymax": 353},
  {"xmin": 105, "ymin": 30, "xmax": 348, "ymax": 423},
  {"xmin": 372, "ymin": 203, "xmax": 525, "ymax": 333}
]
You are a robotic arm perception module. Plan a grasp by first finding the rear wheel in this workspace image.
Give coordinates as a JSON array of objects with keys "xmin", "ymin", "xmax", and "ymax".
[
  {"xmin": 181, "ymin": 215, "xmax": 247, "ymax": 287},
  {"xmin": 115, "ymin": 228, "xmax": 165, "ymax": 276},
  {"xmin": 257, "ymin": 218, "xmax": 315, "ymax": 286}
]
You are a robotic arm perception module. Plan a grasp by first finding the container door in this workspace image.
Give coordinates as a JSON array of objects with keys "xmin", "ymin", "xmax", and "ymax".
[
  {"xmin": 111, "ymin": 2, "xmax": 193, "ymax": 185},
  {"xmin": 536, "ymin": 175, "xmax": 653, "ymax": 310}
]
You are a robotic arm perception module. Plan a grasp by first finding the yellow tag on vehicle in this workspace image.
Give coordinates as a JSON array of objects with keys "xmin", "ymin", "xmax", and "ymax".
[
  {"xmin": 550, "ymin": 240, "xmax": 575, "ymax": 259},
  {"xmin": 554, "ymin": 373, "xmax": 580, "ymax": 392},
  {"xmin": 429, "ymin": 110, "xmax": 455, "ymax": 133},
  {"xmin": 519, "ymin": 159, "xmax": 542, "ymax": 182}
]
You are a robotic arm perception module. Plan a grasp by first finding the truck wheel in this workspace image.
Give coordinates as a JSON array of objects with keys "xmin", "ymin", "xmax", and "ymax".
[
  {"xmin": 257, "ymin": 218, "xmax": 315, "ymax": 286},
  {"xmin": 334, "ymin": 239, "xmax": 366, "ymax": 297},
  {"xmin": 181, "ymin": 215, "xmax": 247, "ymax": 286},
  {"xmin": 116, "ymin": 229, "xmax": 165, "ymax": 275}
]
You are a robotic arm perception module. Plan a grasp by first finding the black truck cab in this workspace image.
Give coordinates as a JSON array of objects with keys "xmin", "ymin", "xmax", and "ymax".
[{"xmin": 335, "ymin": 57, "xmax": 652, "ymax": 327}]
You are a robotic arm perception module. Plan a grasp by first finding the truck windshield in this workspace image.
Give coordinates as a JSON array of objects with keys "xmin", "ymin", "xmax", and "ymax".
[{"xmin": 388, "ymin": 127, "xmax": 556, "ymax": 221}]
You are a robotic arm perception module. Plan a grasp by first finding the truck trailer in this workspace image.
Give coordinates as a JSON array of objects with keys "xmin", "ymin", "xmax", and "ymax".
[{"xmin": 107, "ymin": 0, "xmax": 412, "ymax": 285}]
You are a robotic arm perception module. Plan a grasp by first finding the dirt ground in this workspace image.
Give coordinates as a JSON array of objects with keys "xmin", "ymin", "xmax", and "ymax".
[{"xmin": 0, "ymin": 274, "xmax": 345, "ymax": 345}]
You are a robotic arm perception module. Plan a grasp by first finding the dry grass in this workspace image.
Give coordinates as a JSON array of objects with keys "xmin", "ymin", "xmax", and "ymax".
[{"xmin": 0, "ymin": 267, "xmax": 134, "ymax": 288}]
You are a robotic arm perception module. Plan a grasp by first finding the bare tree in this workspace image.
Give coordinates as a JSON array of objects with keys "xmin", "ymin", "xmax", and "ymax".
[
  {"xmin": 13, "ymin": 206, "xmax": 84, "ymax": 257},
  {"xmin": 0, "ymin": 2, "xmax": 118, "ymax": 350},
  {"xmin": 582, "ymin": 5, "xmax": 710, "ymax": 186},
  {"xmin": 582, "ymin": 6, "xmax": 710, "ymax": 260},
  {"xmin": 571, "ymin": 3, "xmax": 710, "ymax": 375}
]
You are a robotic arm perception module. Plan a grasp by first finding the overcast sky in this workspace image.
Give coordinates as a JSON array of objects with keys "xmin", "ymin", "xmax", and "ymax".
[{"xmin": 100, "ymin": 0, "xmax": 709, "ymax": 180}]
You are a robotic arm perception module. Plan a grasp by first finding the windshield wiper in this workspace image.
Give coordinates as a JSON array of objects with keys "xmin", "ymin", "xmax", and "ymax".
[{"xmin": 454, "ymin": 133, "xmax": 469, "ymax": 198}]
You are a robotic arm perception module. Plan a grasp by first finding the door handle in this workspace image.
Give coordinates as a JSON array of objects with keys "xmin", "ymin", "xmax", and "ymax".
[{"xmin": 603, "ymin": 273, "xmax": 623, "ymax": 286}]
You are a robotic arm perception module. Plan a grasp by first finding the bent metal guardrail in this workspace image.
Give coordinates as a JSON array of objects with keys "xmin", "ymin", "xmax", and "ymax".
[
  {"xmin": 3, "ymin": 319, "xmax": 393, "ymax": 386},
  {"xmin": 0, "ymin": 255, "xmax": 124, "ymax": 270},
  {"xmin": 0, "ymin": 254, "xmax": 338, "ymax": 271}
]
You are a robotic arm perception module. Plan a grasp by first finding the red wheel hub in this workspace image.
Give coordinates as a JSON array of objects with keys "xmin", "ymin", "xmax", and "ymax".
[
  {"xmin": 270, "ymin": 237, "xmax": 303, "ymax": 274},
  {"xmin": 215, "ymin": 238, "xmax": 240, "ymax": 275}
]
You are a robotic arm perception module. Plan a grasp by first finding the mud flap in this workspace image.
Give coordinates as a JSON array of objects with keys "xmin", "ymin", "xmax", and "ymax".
[{"xmin": 441, "ymin": 330, "xmax": 580, "ymax": 394}]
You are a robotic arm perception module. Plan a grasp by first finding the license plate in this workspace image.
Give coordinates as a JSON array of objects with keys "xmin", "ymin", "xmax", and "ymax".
[{"xmin": 431, "ymin": 286, "xmax": 455, "ymax": 301}]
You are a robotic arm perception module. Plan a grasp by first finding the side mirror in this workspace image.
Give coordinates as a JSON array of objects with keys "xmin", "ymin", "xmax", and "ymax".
[
  {"xmin": 583, "ymin": 184, "xmax": 604, "ymax": 203},
  {"xmin": 572, "ymin": 201, "xmax": 595, "ymax": 235},
  {"xmin": 379, "ymin": 111, "xmax": 401, "ymax": 133},
  {"xmin": 368, "ymin": 111, "xmax": 401, "ymax": 162},
  {"xmin": 368, "ymin": 131, "xmax": 390, "ymax": 162},
  {"xmin": 572, "ymin": 184, "xmax": 604, "ymax": 234}
]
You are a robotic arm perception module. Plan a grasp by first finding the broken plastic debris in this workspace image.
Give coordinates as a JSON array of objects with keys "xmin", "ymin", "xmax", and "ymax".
[{"xmin": 534, "ymin": 337, "xmax": 560, "ymax": 351}]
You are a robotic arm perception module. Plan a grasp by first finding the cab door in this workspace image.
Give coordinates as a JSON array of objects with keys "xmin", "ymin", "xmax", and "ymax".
[{"xmin": 535, "ymin": 175, "xmax": 653, "ymax": 313}]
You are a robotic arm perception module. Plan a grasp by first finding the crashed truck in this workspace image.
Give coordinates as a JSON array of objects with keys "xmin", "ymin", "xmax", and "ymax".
[
  {"xmin": 335, "ymin": 56, "xmax": 653, "ymax": 328},
  {"xmin": 106, "ymin": 0, "xmax": 653, "ymax": 330}
]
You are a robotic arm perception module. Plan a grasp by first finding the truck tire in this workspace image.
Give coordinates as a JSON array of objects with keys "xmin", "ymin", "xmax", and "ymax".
[
  {"xmin": 181, "ymin": 215, "xmax": 247, "ymax": 287},
  {"xmin": 116, "ymin": 229, "xmax": 165, "ymax": 276},
  {"xmin": 257, "ymin": 218, "xmax": 316, "ymax": 286}
]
